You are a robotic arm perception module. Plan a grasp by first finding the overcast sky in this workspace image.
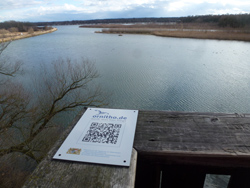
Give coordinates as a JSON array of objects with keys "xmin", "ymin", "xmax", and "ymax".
[{"xmin": 1, "ymin": 0, "xmax": 250, "ymax": 22}]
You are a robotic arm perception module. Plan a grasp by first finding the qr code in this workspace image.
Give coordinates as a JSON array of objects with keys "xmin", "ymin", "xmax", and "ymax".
[{"xmin": 82, "ymin": 122, "xmax": 122, "ymax": 144}]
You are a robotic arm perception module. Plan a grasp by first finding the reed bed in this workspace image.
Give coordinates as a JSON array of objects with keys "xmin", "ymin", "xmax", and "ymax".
[
  {"xmin": 0, "ymin": 28, "xmax": 57, "ymax": 43},
  {"xmin": 98, "ymin": 26, "xmax": 250, "ymax": 42},
  {"xmin": 153, "ymin": 30, "xmax": 250, "ymax": 41},
  {"xmin": 101, "ymin": 28, "xmax": 154, "ymax": 35}
]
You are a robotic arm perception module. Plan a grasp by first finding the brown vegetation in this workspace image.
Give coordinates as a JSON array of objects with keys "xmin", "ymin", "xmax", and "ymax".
[
  {"xmin": 87, "ymin": 23, "xmax": 250, "ymax": 42},
  {"xmin": 153, "ymin": 30, "xmax": 250, "ymax": 41},
  {"xmin": 0, "ymin": 28, "xmax": 57, "ymax": 43}
]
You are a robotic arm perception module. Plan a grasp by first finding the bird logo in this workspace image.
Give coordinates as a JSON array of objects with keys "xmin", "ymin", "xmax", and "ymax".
[{"xmin": 95, "ymin": 110, "xmax": 109, "ymax": 116}]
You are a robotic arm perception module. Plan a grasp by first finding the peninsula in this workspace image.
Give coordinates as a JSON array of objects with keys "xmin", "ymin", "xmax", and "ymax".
[
  {"xmin": 0, "ymin": 28, "xmax": 57, "ymax": 43},
  {"xmin": 91, "ymin": 23, "xmax": 250, "ymax": 42},
  {"xmin": 0, "ymin": 21, "xmax": 57, "ymax": 43}
]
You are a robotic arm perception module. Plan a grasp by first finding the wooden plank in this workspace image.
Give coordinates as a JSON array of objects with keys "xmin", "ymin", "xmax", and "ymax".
[
  {"xmin": 134, "ymin": 111, "xmax": 250, "ymax": 168},
  {"xmin": 23, "ymin": 110, "xmax": 250, "ymax": 187},
  {"xmin": 22, "ymin": 109, "xmax": 137, "ymax": 188}
]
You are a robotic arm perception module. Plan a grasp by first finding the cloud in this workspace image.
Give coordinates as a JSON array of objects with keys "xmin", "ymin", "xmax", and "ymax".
[
  {"xmin": 35, "ymin": 4, "xmax": 87, "ymax": 15},
  {"xmin": 162, "ymin": 0, "xmax": 250, "ymax": 16},
  {"xmin": 0, "ymin": 3, "xmax": 88, "ymax": 22},
  {"xmin": 0, "ymin": 0, "xmax": 250, "ymax": 22},
  {"xmin": 0, "ymin": 0, "xmax": 43, "ymax": 10},
  {"xmin": 79, "ymin": 0, "xmax": 164, "ymax": 13}
]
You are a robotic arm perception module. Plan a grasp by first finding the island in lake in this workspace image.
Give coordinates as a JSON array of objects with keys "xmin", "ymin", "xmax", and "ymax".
[{"xmin": 79, "ymin": 14, "xmax": 250, "ymax": 42}]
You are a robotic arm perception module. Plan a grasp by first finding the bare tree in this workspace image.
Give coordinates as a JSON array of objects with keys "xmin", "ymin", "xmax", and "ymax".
[
  {"xmin": 0, "ymin": 43, "xmax": 107, "ymax": 164},
  {"xmin": 0, "ymin": 42, "xmax": 21, "ymax": 77},
  {"xmin": 27, "ymin": 27, "xmax": 34, "ymax": 34},
  {"xmin": 0, "ymin": 59, "xmax": 106, "ymax": 162},
  {"xmin": 0, "ymin": 42, "xmax": 27, "ymax": 138},
  {"xmin": 0, "ymin": 41, "xmax": 107, "ymax": 188}
]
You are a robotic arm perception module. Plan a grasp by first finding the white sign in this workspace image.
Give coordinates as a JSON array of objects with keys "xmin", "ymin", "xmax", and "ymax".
[{"xmin": 53, "ymin": 108, "xmax": 138, "ymax": 167}]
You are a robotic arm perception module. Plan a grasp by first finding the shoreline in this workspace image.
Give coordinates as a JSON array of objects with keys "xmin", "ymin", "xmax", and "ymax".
[
  {"xmin": 153, "ymin": 30, "xmax": 250, "ymax": 42},
  {"xmin": 0, "ymin": 28, "xmax": 57, "ymax": 43},
  {"xmin": 81, "ymin": 23, "xmax": 250, "ymax": 42},
  {"xmin": 97, "ymin": 29, "xmax": 250, "ymax": 42}
]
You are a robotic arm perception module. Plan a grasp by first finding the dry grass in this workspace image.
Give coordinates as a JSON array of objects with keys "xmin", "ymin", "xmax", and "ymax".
[
  {"xmin": 0, "ymin": 28, "xmax": 57, "ymax": 43},
  {"xmin": 100, "ymin": 28, "xmax": 153, "ymax": 35},
  {"xmin": 88, "ymin": 23, "xmax": 250, "ymax": 42},
  {"xmin": 153, "ymin": 30, "xmax": 250, "ymax": 41},
  {"xmin": 0, "ymin": 29, "xmax": 10, "ymax": 34}
]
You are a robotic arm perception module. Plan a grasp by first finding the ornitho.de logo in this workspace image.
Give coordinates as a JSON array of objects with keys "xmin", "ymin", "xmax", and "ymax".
[{"xmin": 92, "ymin": 110, "xmax": 127, "ymax": 120}]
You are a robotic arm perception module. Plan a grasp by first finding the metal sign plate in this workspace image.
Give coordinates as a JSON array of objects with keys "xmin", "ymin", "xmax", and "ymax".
[{"xmin": 53, "ymin": 108, "xmax": 138, "ymax": 167}]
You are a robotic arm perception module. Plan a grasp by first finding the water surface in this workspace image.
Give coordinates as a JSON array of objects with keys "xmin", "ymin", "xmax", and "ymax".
[{"xmin": 4, "ymin": 25, "xmax": 250, "ymax": 113}]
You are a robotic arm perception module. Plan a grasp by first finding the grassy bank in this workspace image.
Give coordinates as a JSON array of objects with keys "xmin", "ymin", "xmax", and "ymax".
[
  {"xmin": 0, "ymin": 28, "xmax": 57, "ymax": 43},
  {"xmin": 83, "ymin": 23, "xmax": 250, "ymax": 42},
  {"xmin": 153, "ymin": 30, "xmax": 250, "ymax": 41}
]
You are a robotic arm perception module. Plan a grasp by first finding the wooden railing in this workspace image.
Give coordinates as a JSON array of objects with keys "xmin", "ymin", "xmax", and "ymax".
[{"xmin": 23, "ymin": 109, "xmax": 250, "ymax": 188}]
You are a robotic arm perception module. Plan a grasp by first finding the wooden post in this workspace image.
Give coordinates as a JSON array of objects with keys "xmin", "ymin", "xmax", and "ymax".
[
  {"xmin": 227, "ymin": 170, "xmax": 250, "ymax": 188},
  {"xmin": 161, "ymin": 165, "xmax": 206, "ymax": 188},
  {"xmin": 135, "ymin": 154, "xmax": 161, "ymax": 188}
]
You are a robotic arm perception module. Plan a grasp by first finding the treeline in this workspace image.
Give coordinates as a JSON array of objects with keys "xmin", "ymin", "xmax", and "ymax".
[
  {"xmin": 32, "ymin": 14, "xmax": 250, "ymax": 28},
  {"xmin": 33, "ymin": 17, "xmax": 180, "ymax": 26},
  {"xmin": 0, "ymin": 21, "xmax": 53, "ymax": 32},
  {"xmin": 180, "ymin": 14, "xmax": 250, "ymax": 28}
]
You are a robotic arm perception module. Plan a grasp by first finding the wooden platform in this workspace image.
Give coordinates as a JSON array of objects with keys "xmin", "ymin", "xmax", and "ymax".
[{"xmin": 23, "ymin": 110, "xmax": 250, "ymax": 188}]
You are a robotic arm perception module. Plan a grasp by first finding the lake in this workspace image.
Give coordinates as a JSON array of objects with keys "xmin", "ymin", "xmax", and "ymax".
[
  {"xmin": 2, "ymin": 25, "xmax": 250, "ymax": 187},
  {"xmin": 3, "ymin": 25, "xmax": 250, "ymax": 113}
]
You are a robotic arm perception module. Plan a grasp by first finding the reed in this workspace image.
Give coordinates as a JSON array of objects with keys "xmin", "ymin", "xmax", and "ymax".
[
  {"xmin": 0, "ymin": 28, "xmax": 57, "ymax": 43},
  {"xmin": 153, "ymin": 30, "xmax": 250, "ymax": 41},
  {"xmin": 98, "ymin": 24, "xmax": 250, "ymax": 42}
]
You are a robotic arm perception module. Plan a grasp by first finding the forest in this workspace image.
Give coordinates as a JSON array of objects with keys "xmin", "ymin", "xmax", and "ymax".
[
  {"xmin": 31, "ymin": 14, "xmax": 250, "ymax": 28},
  {"xmin": 181, "ymin": 14, "xmax": 250, "ymax": 28},
  {"xmin": 1, "ymin": 14, "xmax": 249, "ymax": 29},
  {"xmin": 0, "ymin": 21, "xmax": 53, "ymax": 32}
]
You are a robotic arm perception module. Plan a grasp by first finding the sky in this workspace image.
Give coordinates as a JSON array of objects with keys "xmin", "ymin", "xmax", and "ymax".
[{"xmin": 1, "ymin": 0, "xmax": 250, "ymax": 22}]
